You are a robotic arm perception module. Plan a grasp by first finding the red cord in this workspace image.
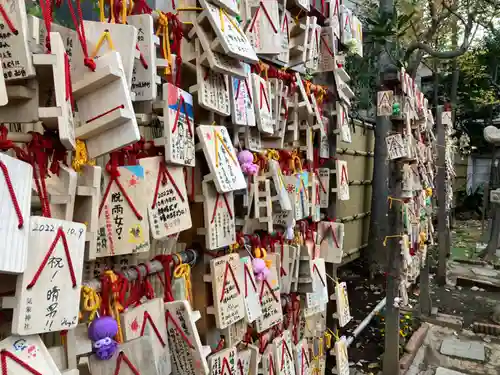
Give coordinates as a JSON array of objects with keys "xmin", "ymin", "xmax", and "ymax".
[
  {"xmin": 114, "ymin": 352, "xmax": 140, "ymax": 375},
  {"xmin": 0, "ymin": 5, "xmax": 18, "ymax": 35},
  {"xmin": 153, "ymin": 255, "xmax": 175, "ymax": 302},
  {"xmin": 219, "ymin": 262, "xmax": 241, "ymax": 302},
  {"xmin": 131, "ymin": 0, "xmax": 153, "ymax": 14},
  {"xmin": 235, "ymin": 79, "xmax": 253, "ymax": 103},
  {"xmin": 140, "ymin": 311, "xmax": 166, "ymax": 347},
  {"xmin": 243, "ymin": 263, "xmax": 256, "ymax": 297},
  {"xmin": 136, "ymin": 44, "xmax": 148, "ymax": 69},
  {"xmin": 86, "ymin": 104, "xmax": 124, "ymax": 124},
  {"xmin": 249, "ymin": 2, "xmax": 278, "ymax": 34},
  {"xmin": 152, "ymin": 160, "xmax": 185, "ymax": 209},
  {"xmin": 0, "ymin": 161, "xmax": 23, "ymax": 229},
  {"xmin": 171, "ymin": 96, "xmax": 193, "ymax": 137},
  {"xmin": 259, "ymin": 279, "xmax": 278, "ymax": 304},
  {"xmin": 260, "ymin": 83, "xmax": 270, "ymax": 111},
  {"xmin": 211, "ymin": 193, "xmax": 233, "ymax": 223},
  {"xmin": 38, "ymin": 0, "xmax": 53, "ymax": 51},
  {"xmin": 280, "ymin": 340, "xmax": 292, "ymax": 370},
  {"xmin": 26, "ymin": 227, "xmax": 77, "ymax": 290},
  {"xmin": 66, "ymin": 0, "xmax": 96, "ymax": 71},
  {"xmin": 1, "ymin": 350, "xmax": 42, "ymax": 375},
  {"xmin": 64, "ymin": 53, "xmax": 74, "ymax": 111}
]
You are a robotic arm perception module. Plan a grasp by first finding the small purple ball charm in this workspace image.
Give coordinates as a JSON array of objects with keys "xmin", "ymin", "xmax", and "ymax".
[{"xmin": 88, "ymin": 316, "xmax": 119, "ymax": 360}]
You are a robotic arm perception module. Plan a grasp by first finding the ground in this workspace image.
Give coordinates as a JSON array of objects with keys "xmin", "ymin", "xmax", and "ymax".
[{"xmin": 340, "ymin": 220, "xmax": 500, "ymax": 374}]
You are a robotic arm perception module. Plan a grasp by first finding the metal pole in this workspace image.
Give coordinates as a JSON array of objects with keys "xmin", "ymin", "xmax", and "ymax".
[
  {"xmin": 436, "ymin": 106, "xmax": 448, "ymax": 285},
  {"xmin": 346, "ymin": 297, "xmax": 386, "ymax": 347},
  {"xmin": 83, "ymin": 248, "xmax": 199, "ymax": 291}
]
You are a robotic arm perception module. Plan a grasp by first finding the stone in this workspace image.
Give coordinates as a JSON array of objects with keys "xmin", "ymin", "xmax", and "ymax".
[
  {"xmin": 440, "ymin": 337, "xmax": 485, "ymax": 362},
  {"xmin": 405, "ymin": 323, "xmax": 430, "ymax": 354},
  {"xmin": 435, "ymin": 367, "xmax": 470, "ymax": 375},
  {"xmin": 471, "ymin": 267, "xmax": 498, "ymax": 278}
]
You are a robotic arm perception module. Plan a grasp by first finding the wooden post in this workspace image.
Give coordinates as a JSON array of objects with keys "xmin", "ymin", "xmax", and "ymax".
[
  {"xmin": 436, "ymin": 106, "xmax": 448, "ymax": 285},
  {"xmin": 419, "ymin": 246, "xmax": 432, "ymax": 316}
]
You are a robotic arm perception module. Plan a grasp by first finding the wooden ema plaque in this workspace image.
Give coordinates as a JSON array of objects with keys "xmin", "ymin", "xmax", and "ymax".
[
  {"xmin": 220, "ymin": 317, "xmax": 246, "ymax": 347},
  {"xmin": 305, "ymin": 22, "xmax": 320, "ymax": 72},
  {"xmin": 386, "ymin": 133, "xmax": 408, "ymax": 160},
  {"xmin": 335, "ymin": 281, "xmax": 352, "ymax": 327},
  {"xmin": 73, "ymin": 165, "xmax": 102, "ymax": 260},
  {"xmin": 255, "ymin": 264, "xmax": 282, "ymax": 333},
  {"xmin": 294, "ymin": 73, "xmax": 312, "ymax": 115},
  {"xmin": 34, "ymin": 32, "xmax": 76, "ymax": 150},
  {"xmin": 305, "ymin": 258, "xmax": 328, "ymax": 311},
  {"xmin": 139, "ymin": 156, "xmax": 192, "ymax": 239},
  {"xmin": 272, "ymin": 175, "xmax": 295, "ymax": 228},
  {"xmin": 334, "ymin": 338, "xmax": 349, "ymax": 375},
  {"xmin": 229, "ymin": 64, "xmax": 256, "ymax": 127},
  {"xmin": 97, "ymin": 165, "xmax": 150, "ymax": 257},
  {"xmin": 239, "ymin": 256, "xmax": 263, "ymax": 323},
  {"xmin": 75, "ymin": 21, "xmax": 138, "ymax": 89},
  {"xmin": 202, "ymin": 181, "xmax": 235, "ymax": 250},
  {"xmin": 0, "ymin": 153, "xmax": 32, "ymax": 274},
  {"xmin": 11, "ymin": 217, "xmax": 85, "ymax": 335},
  {"xmin": 273, "ymin": 330, "xmax": 296, "ymax": 375},
  {"xmin": 72, "ymin": 51, "xmax": 140, "ymax": 159},
  {"xmin": 245, "ymin": 0, "xmax": 281, "ymax": 54},
  {"xmin": 318, "ymin": 26, "xmax": 337, "ymax": 72},
  {"xmin": 336, "ymin": 101, "xmax": 351, "ymax": 143},
  {"xmin": 335, "ymin": 160, "xmax": 349, "ymax": 201},
  {"xmin": 128, "ymin": 14, "xmax": 158, "ymax": 101},
  {"xmin": 377, "ymin": 90, "xmax": 393, "ymax": 117},
  {"xmin": 0, "ymin": 335, "xmax": 61, "ymax": 374},
  {"xmin": 268, "ymin": 160, "xmax": 292, "ymax": 212},
  {"xmin": 327, "ymin": 0, "xmax": 340, "ymax": 37},
  {"xmin": 310, "ymin": 173, "xmax": 321, "ymax": 222},
  {"xmin": 121, "ymin": 298, "xmax": 171, "ymax": 374},
  {"xmin": 197, "ymin": 0, "xmax": 258, "ymax": 64},
  {"xmin": 294, "ymin": 339, "xmax": 310, "ymax": 375},
  {"xmin": 46, "ymin": 164, "xmax": 77, "ymax": 222},
  {"xmin": 194, "ymin": 62, "xmax": 230, "ymax": 116},
  {"xmin": 237, "ymin": 345, "xmax": 259, "ymax": 375},
  {"xmin": 245, "ymin": 126, "xmax": 262, "ymax": 152},
  {"xmin": 164, "ymin": 300, "xmax": 210, "ymax": 375},
  {"xmin": 0, "ymin": 0, "xmax": 35, "ymax": 81},
  {"xmin": 252, "ymin": 73, "xmax": 274, "ymax": 134},
  {"xmin": 89, "ymin": 336, "xmax": 159, "ymax": 375},
  {"xmin": 210, "ymin": 253, "xmax": 245, "ymax": 329},
  {"xmin": 310, "ymin": 94, "xmax": 325, "ymax": 138},
  {"xmin": 208, "ymin": 347, "xmax": 237, "ymax": 375},
  {"xmin": 316, "ymin": 168, "xmax": 329, "ymax": 208},
  {"xmin": 318, "ymin": 221, "xmax": 344, "ymax": 264},
  {"xmin": 290, "ymin": 173, "xmax": 310, "ymax": 220},
  {"xmin": 261, "ymin": 344, "xmax": 277, "ymax": 375},
  {"xmin": 163, "ymin": 83, "xmax": 196, "ymax": 166},
  {"xmin": 197, "ymin": 125, "xmax": 246, "ymax": 192}
]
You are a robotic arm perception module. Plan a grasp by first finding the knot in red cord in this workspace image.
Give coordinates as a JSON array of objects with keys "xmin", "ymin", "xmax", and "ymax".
[
  {"xmin": 84, "ymin": 57, "xmax": 96, "ymax": 71},
  {"xmin": 132, "ymin": 0, "xmax": 153, "ymax": 14}
]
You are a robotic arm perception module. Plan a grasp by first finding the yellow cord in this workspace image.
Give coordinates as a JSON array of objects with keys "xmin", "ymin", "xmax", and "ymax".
[
  {"xmin": 155, "ymin": 11, "xmax": 172, "ymax": 76},
  {"xmin": 103, "ymin": 270, "xmax": 124, "ymax": 343},
  {"xmin": 218, "ymin": 8, "xmax": 245, "ymax": 36},
  {"xmin": 72, "ymin": 139, "xmax": 96, "ymax": 173},
  {"xmin": 99, "ymin": 0, "xmax": 105, "ymax": 22},
  {"xmin": 91, "ymin": 31, "xmax": 116, "ymax": 58},
  {"xmin": 121, "ymin": 0, "xmax": 127, "ymax": 24},
  {"xmin": 81, "ymin": 286, "xmax": 101, "ymax": 322},
  {"xmin": 173, "ymin": 263, "xmax": 193, "ymax": 304}
]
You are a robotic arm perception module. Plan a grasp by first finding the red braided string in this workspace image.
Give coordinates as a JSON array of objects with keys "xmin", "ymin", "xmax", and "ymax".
[
  {"xmin": 219, "ymin": 262, "xmax": 241, "ymax": 302},
  {"xmin": 259, "ymin": 279, "xmax": 278, "ymax": 304},
  {"xmin": 211, "ymin": 193, "xmax": 233, "ymax": 223},
  {"xmin": 131, "ymin": 0, "xmax": 153, "ymax": 14},
  {"xmin": 114, "ymin": 352, "xmax": 140, "ymax": 375},
  {"xmin": 26, "ymin": 227, "xmax": 77, "ymax": 289},
  {"xmin": 260, "ymin": 83, "xmax": 270, "ymax": 111},
  {"xmin": 140, "ymin": 311, "xmax": 166, "ymax": 347},
  {"xmin": 1, "ymin": 350, "xmax": 42, "ymax": 375},
  {"xmin": 171, "ymin": 96, "xmax": 193, "ymax": 137},
  {"xmin": 38, "ymin": 0, "xmax": 53, "ymax": 51},
  {"xmin": 66, "ymin": 0, "xmax": 96, "ymax": 71},
  {"xmin": 86, "ymin": 104, "xmax": 125, "ymax": 124},
  {"xmin": 153, "ymin": 255, "xmax": 175, "ymax": 302},
  {"xmin": 64, "ymin": 53, "xmax": 74, "ymax": 111},
  {"xmin": 0, "ymin": 5, "xmax": 18, "ymax": 35},
  {"xmin": 136, "ymin": 44, "xmax": 148, "ymax": 69},
  {"xmin": 0, "ymin": 161, "xmax": 23, "ymax": 229},
  {"xmin": 249, "ymin": 3, "xmax": 278, "ymax": 33},
  {"xmin": 243, "ymin": 263, "xmax": 256, "ymax": 297}
]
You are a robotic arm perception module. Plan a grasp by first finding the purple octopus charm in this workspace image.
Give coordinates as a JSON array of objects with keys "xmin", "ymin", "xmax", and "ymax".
[{"xmin": 88, "ymin": 316, "xmax": 119, "ymax": 360}]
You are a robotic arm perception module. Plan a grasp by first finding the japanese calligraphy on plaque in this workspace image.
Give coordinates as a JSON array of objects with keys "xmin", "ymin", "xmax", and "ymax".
[
  {"xmin": 12, "ymin": 217, "xmax": 85, "ymax": 335},
  {"xmin": 238, "ymin": 344, "xmax": 259, "ymax": 375},
  {"xmin": 128, "ymin": 14, "xmax": 157, "ymax": 101},
  {"xmin": 202, "ymin": 181, "xmax": 236, "ymax": 250},
  {"xmin": 121, "ymin": 298, "xmax": 171, "ymax": 374},
  {"xmin": 377, "ymin": 90, "xmax": 394, "ymax": 116},
  {"xmin": 139, "ymin": 157, "xmax": 191, "ymax": 239},
  {"xmin": 335, "ymin": 281, "xmax": 352, "ymax": 327},
  {"xmin": 316, "ymin": 168, "xmax": 329, "ymax": 208},
  {"xmin": 262, "ymin": 344, "xmax": 277, "ymax": 375},
  {"xmin": 165, "ymin": 300, "xmax": 210, "ymax": 375},
  {"xmin": 318, "ymin": 221, "xmax": 344, "ymax": 264},
  {"xmin": 0, "ymin": 153, "xmax": 32, "ymax": 273},
  {"xmin": 163, "ymin": 83, "xmax": 195, "ymax": 166},
  {"xmin": 230, "ymin": 64, "xmax": 256, "ymax": 126},
  {"xmin": 198, "ymin": 65, "xmax": 231, "ymax": 116},
  {"xmin": 0, "ymin": 0, "xmax": 35, "ymax": 81},
  {"xmin": 273, "ymin": 331, "xmax": 296, "ymax": 375},
  {"xmin": 294, "ymin": 339, "xmax": 310, "ymax": 375},
  {"xmin": 336, "ymin": 160, "xmax": 350, "ymax": 201},
  {"xmin": 97, "ymin": 165, "xmax": 150, "ymax": 257},
  {"xmin": 255, "ymin": 265, "xmax": 283, "ymax": 332},
  {"xmin": 208, "ymin": 347, "xmax": 238, "ymax": 375},
  {"xmin": 210, "ymin": 254, "xmax": 245, "ymax": 329},
  {"xmin": 197, "ymin": 125, "xmax": 246, "ymax": 192},
  {"xmin": 386, "ymin": 133, "xmax": 408, "ymax": 160},
  {"xmin": 0, "ymin": 335, "xmax": 61, "ymax": 374},
  {"xmin": 245, "ymin": 0, "xmax": 281, "ymax": 54},
  {"xmin": 306, "ymin": 258, "xmax": 328, "ymax": 311},
  {"xmin": 240, "ymin": 257, "xmax": 263, "ymax": 323},
  {"xmin": 318, "ymin": 26, "xmax": 337, "ymax": 72}
]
